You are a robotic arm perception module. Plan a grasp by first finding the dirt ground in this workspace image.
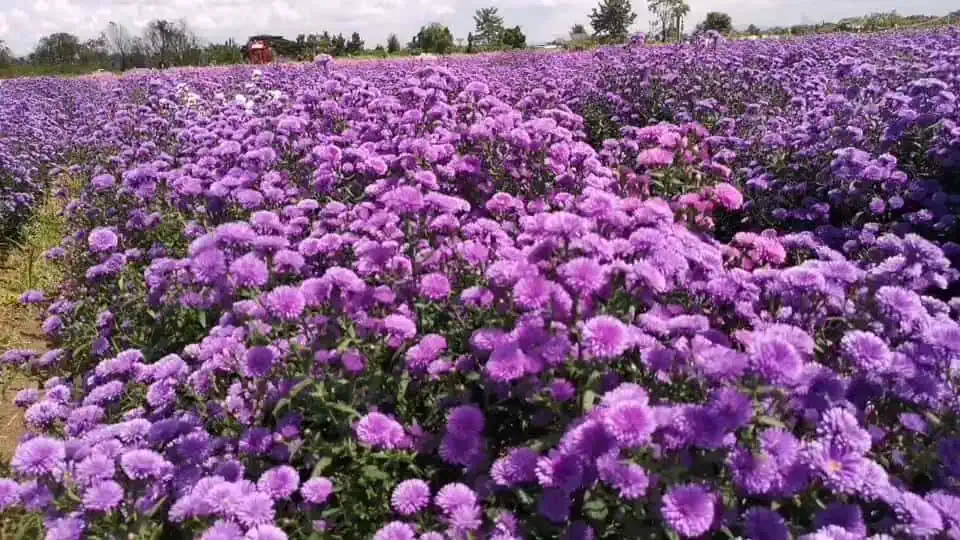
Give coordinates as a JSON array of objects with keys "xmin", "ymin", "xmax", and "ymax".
[
  {"xmin": 0, "ymin": 255, "xmax": 46, "ymax": 460},
  {"xmin": 0, "ymin": 194, "xmax": 63, "ymax": 459}
]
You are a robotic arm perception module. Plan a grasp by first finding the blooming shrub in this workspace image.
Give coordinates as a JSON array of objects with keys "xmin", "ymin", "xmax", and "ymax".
[{"xmin": 1, "ymin": 30, "xmax": 959, "ymax": 540}]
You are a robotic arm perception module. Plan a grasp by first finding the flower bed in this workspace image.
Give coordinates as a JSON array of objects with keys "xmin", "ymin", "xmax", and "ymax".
[{"xmin": 1, "ymin": 32, "xmax": 959, "ymax": 540}]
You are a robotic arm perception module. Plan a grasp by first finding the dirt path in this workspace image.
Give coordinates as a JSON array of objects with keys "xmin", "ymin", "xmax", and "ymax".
[{"xmin": 0, "ymin": 192, "xmax": 64, "ymax": 459}]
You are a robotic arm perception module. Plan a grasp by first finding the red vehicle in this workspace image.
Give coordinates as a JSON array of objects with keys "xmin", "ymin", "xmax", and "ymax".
[{"xmin": 248, "ymin": 41, "xmax": 274, "ymax": 65}]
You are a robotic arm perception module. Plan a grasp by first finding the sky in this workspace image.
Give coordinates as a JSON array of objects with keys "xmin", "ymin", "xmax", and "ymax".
[{"xmin": 0, "ymin": 0, "xmax": 955, "ymax": 55}]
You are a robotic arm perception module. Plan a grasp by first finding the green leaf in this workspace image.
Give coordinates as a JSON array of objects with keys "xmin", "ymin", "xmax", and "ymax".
[
  {"xmin": 757, "ymin": 415, "xmax": 785, "ymax": 429},
  {"xmin": 361, "ymin": 465, "xmax": 388, "ymax": 481},
  {"xmin": 583, "ymin": 498, "xmax": 608, "ymax": 520},
  {"xmin": 312, "ymin": 456, "xmax": 333, "ymax": 476},
  {"xmin": 582, "ymin": 389, "xmax": 597, "ymax": 413},
  {"xmin": 327, "ymin": 401, "xmax": 361, "ymax": 419}
]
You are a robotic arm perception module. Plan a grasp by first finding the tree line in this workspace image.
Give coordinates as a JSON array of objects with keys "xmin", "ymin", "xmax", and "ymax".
[
  {"xmin": 0, "ymin": 7, "xmax": 533, "ymax": 72},
  {"xmin": 1, "ymin": 2, "xmax": 957, "ymax": 73}
]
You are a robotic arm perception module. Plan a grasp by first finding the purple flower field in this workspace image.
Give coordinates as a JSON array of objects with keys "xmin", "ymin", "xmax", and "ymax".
[{"xmin": 0, "ymin": 30, "xmax": 959, "ymax": 539}]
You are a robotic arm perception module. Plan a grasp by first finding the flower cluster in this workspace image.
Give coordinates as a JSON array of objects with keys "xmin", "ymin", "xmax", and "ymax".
[{"xmin": 1, "ymin": 30, "xmax": 959, "ymax": 540}]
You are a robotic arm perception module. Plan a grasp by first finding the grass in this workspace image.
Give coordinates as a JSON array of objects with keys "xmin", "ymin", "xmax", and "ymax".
[{"xmin": 0, "ymin": 188, "xmax": 64, "ymax": 460}]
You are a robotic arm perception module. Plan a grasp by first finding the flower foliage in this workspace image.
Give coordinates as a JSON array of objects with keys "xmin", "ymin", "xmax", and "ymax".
[{"xmin": 1, "ymin": 30, "xmax": 960, "ymax": 540}]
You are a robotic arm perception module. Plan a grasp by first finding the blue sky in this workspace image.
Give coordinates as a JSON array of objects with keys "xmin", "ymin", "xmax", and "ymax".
[{"xmin": 0, "ymin": 0, "xmax": 954, "ymax": 55}]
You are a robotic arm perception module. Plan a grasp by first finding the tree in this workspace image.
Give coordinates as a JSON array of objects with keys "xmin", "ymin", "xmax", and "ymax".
[
  {"xmin": 387, "ymin": 34, "xmax": 401, "ymax": 54},
  {"xmin": 700, "ymin": 12, "xmax": 733, "ymax": 34},
  {"xmin": 590, "ymin": 0, "xmax": 637, "ymax": 43},
  {"xmin": 502, "ymin": 26, "xmax": 526, "ymax": 49},
  {"xmin": 144, "ymin": 20, "xmax": 176, "ymax": 67},
  {"xmin": 31, "ymin": 33, "xmax": 82, "ymax": 64},
  {"xmin": 466, "ymin": 33, "xmax": 476, "ymax": 54},
  {"xmin": 331, "ymin": 33, "xmax": 347, "ymax": 56},
  {"xmin": 0, "ymin": 40, "xmax": 13, "ymax": 66},
  {"xmin": 79, "ymin": 34, "xmax": 110, "ymax": 66},
  {"xmin": 571, "ymin": 23, "xmax": 587, "ymax": 36},
  {"xmin": 205, "ymin": 39, "xmax": 243, "ymax": 65},
  {"xmin": 474, "ymin": 7, "xmax": 505, "ymax": 48},
  {"xmin": 411, "ymin": 23, "xmax": 455, "ymax": 54},
  {"xmin": 671, "ymin": 0, "xmax": 690, "ymax": 41},
  {"xmin": 745, "ymin": 24, "xmax": 761, "ymax": 35},
  {"xmin": 648, "ymin": 0, "xmax": 686, "ymax": 41},
  {"xmin": 104, "ymin": 22, "xmax": 131, "ymax": 70},
  {"xmin": 347, "ymin": 32, "xmax": 364, "ymax": 55}
]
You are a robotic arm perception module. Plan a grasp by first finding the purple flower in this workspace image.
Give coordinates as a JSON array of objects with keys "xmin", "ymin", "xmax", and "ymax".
[
  {"xmin": 602, "ymin": 400, "xmax": 655, "ymax": 448},
  {"xmin": 262, "ymin": 286, "xmax": 306, "ymax": 320},
  {"xmin": 637, "ymin": 147, "xmax": 675, "ymax": 167},
  {"xmin": 419, "ymin": 273, "xmax": 452, "ymax": 300},
  {"xmin": 661, "ymin": 484, "xmax": 715, "ymax": 538},
  {"xmin": 230, "ymin": 253, "xmax": 269, "ymax": 288},
  {"xmin": 0, "ymin": 479, "xmax": 21, "ymax": 511},
  {"xmin": 581, "ymin": 316, "xmax": 630, "ymax": 360},
  {"xmin": 373, "ymin": 522, "xmax": 416, "ymax": 540},
  {"xmin": 120, "ymin": 449, "xmax": 170, "ymax": 480},
  {"xmin": 45, "ymin": 517, "xmax": 85, "ymax": 540},
  {"xmin": 11, "ymin": 436, "xmax": 65, "ymax": 475},
  {"xmin": 201, "ymin": 521, "xmax": 244, "ymax": 540},
  {"xmin": 548, "ymin": 378, "xmax": 576, "ymax": 402},
  {"xmin": 714, "ymin": 182, "xmax": 744, "ymax": 210},
  {"xmin": 383, "ymin": 314, "xmax": 417, "ymax": 346},
  {"xmin": 485, "ymin": 340, "xmax": 531, "ymax": 382},
  {"xmin": 19, "ymin": 290, "xmax": 45, "ymax": 304},
  {"xmin": 83, "ymin": 480, "xmax": 124, "ymax": 512},
  {"xmin": 88, "ymin": 227, "xmax": 118, "ymax": 252},
  {"xmin": 446, "ymin": 405, "xmax": 485, "ymax": 438},
  {"xmin": 491, "ymin": 447, "xmax": 538, "ymax": 487},
  {"xmin": 391, "ymin": 479, "xmax": 431, "ymax": 515},
  {"xmin": 233, "ymin": 492, "xmax": 276, "ymax": 528},
  {"xmin": 245, "ymin": 525, "xmax": 288, "ymax": 540},
  {"xmin": 300, "ymin": 477, "xmax": 334, "ymax": 505},
  {"xmin": 895, "ymin": 492, "xmax": 943, "ymax": 538},
  {"xmin": 258, "ymin": 465, "xmax": 299, "ymax": 500},
  {"xmin": 744, "ymin": 507, "xmax": 789, "ymax": 540},
  {"xmin": 815, "ymin": 503, "xmax": 866, "ymax": 536},
  {"xmin": 751, "ymin": 335, "xmax": 803, "ymax": 384},
  {"xmin": 191, "ymin": 250, "xmax": 227, "ymax": 286},
  {"xmin": 840, "ymin": 330, "xmax": 891, "ymax": 372},
  {"xmin": 435, "ymin": 483, "xmax": 477, "ymax": 514},
  {"xmin": 245, "ymin": 346, "xmax": 277, "ymax": 378},
  {"xmin": 355, "ymin": 412, "xmax": 409, "ymax": 450}
]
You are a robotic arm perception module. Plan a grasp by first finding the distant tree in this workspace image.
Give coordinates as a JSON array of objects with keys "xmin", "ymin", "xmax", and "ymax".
[
  {"xmin": 571, "ymin": 23, "xmax": 587, "ymax": 35},
  {"xmin": 31, "ymin": 33, "xmax": 82, "ymax": 64},
  {"xmin": 104, "ymin": 22, "xmax": 131, "ymax": 70},
  {"xmin": 79, "ymin": 34, "xmax": 110, "ymax": 66},
  {"xmin": 590, "ymin": 0, "xmax": 637, "ymax": 42},
  {"xmin": 0, "ymin": 40, "xmax": 13, "ymax": 66},
  {"xmin": 316, "ymin": 32, "xmax": 333, "ymax": 55},
  {"xmin": 648, "ymin": 0, "xmax": 687, "ymax": 41},
  {"xmin": 144, "ymin": 20, "xmax": 176, "ymax": 67},
  {"xmin": 205, "ymin": 39, "xmax": 243, "ymax": 65},
  {"xmin": 373, "ymin": 44, "xmax": 387, "ymax": 58},
  {"xmin": 412, "ymin": 23, "xmax": 455, "ymax": 54},
  {"xmin": 502, "ymin": 26, "xmax": 526, "ymax": 49},
  {"xmin": 331, "ymin": 33, "xmax": 347, "ymax": 56},
  {"xmin": 387, "ymin": 33, "xmax": 401, "ymax": 53},
  {"xmin": 347, "ymin": 32, "xmax": 364, "ymax": 55},
  {"xmin": 671, "ymin": 0, "xmax": 690, "ymax": 41},
  {"xmin": 745, "ymin": 24, "xmax": 761, "ymax": 35},
  {"xmin": 474, "ymin": 7, "xmax": 505, "ymax": 48},
  {"xmin": 466, "ymin": 32, "xmax": 476, "ymax": 53},
  {"xmin": 700, "ymin": 11, "xmax": 732, "ymax": 34}
]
